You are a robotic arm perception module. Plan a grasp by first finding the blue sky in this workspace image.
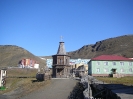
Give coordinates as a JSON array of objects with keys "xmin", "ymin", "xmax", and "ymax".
[{"xmin": 0, "ymin": 0, "xmax": 133, "ymax": 56}]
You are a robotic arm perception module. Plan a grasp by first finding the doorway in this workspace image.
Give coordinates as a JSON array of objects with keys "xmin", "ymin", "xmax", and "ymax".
[{"xmin": 112, "ymin": 69, "xmax": 117, "ymax": 74}]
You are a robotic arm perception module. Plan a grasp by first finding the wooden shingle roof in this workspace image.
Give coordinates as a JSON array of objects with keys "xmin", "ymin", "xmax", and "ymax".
[{"xmin": 57, "ymin": 42, "xmax": 66, "ymax": 55}]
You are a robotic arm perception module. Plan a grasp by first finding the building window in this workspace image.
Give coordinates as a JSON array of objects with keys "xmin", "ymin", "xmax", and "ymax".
[
  {"xmin": 113, "ymin": 62, "xmax": 116, "ymax": 65},
  {"xmin": 96, "ymin": 68, "xmax": 100, "ymax": 72},
  {"xmin": 58, "ymin": 59, "xmax": 60, "ymax": 64},
  {"xmin": 61, "ymin": 59, "xmax": 63, "ymax": 64},
  {"xmin": 104, "ymin": 68, "xmax": 108, "ymax": 72},
  {"xmin": 66, "ymin": 58, "xmax": 67, "ymax": 64},
  {"xmin": 104, "ymin": 62, "xmax": 108, "ymax": 66},
  {"xmin": 129, "ymin": 62, "xmax": 132, "ymax": 66},
  {"xmin": 60, "ymin": 59, "xmax": 61, "ymax": 64},
  {"xmin": 120, "ymin": 69, "xmax": 124, "ymax": 72},
  {"xmin": 97, "ymin": 61, "xmax": 100, "ymax": 65},
  {"xmin": 129, "ymin": 68, "xmax": 133, "ymax": 72},
  {"xmin": 120, "ymin": 62, "xmax": 124, "ymax": 66}
]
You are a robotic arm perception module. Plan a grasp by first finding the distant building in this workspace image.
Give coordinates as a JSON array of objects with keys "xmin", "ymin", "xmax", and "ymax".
[
  {"xmin": 70, "ymin": 59, "xmax": 90, "ymax": 65},
  {"xmin": 40, "ymin": 57, "xmax": 46, "ymax": 60},
  {"xmin": 18, "ymin": 59, "xmax": 39, "ymax": 69},
  {"xmin": 72, "ymin": 64, "xmax": 88, "ymax": 77},
  {"xmin": 46, "ymin": 59, "xmax": 53, "ymax": 68},
  {"xmin": 46, "ymin": 58, "xmax": 90, "ymax": 68},
  {"xmin": 70, "ymin": 59, "xmax": 90, "ymax": 77},
  {"xmin": 88, "ymin": 55, "xmax": 133, "ymax": 77}
]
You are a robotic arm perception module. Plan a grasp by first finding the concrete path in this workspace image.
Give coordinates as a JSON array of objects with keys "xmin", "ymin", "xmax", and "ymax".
[{"xmin": 20, "ymin": 79, "xmax": 78, "ymax": 99}]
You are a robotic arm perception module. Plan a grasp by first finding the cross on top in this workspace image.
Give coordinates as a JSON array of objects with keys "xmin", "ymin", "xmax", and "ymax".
[{"xmin": 60, "ymin": 36, "xmax": 63, "ymax": 41}]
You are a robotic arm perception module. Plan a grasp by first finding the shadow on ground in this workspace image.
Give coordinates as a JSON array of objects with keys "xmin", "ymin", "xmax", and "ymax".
[
  {"xmin": 31, "ymin": 80, "xmax": 43, "ymax": 83},
  {"xmin": 91, "ymin": 83, "xmax": 133, "ymax": 99},
  {"xmin": 68, "ymin": 82, "xmax": 85, "ymax": 99}
]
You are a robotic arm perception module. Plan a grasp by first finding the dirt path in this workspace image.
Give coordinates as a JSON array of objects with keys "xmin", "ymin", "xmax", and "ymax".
[{"xmin": 20, "ymin": 78, "xmax": 78, "ymax": 99}]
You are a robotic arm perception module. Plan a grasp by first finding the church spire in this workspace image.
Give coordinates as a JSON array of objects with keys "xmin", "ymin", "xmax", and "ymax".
[{"xmin": 57, "ymin": 36, "xmax": 66, "ymax": 55}]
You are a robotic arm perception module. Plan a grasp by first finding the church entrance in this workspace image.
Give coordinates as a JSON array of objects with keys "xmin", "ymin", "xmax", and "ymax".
[{"xmin": 57, "ymin": 68, "xmax": 64, "ymax": 78}]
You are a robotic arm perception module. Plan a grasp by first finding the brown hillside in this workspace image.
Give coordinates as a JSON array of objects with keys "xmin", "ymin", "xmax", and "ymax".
[
  {"xmin": 0, "ymin": 45, "xmax": 46, "ymax": 68},
  {"xmin": 67, "ymin": 35, "xmax": 133, "ymax": 59}
]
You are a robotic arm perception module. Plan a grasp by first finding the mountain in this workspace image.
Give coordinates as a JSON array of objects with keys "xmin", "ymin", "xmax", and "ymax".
[
  {"xmin": 0, "ymin": 45, "xmax": 46, "ymax": 68},
  {"xmin": 41, "ymin": 56, "xmax": 52, "ymax": 59},
  {"xmin": 67, "ymin": 35, "xmax": 133, "ymax": 59}
]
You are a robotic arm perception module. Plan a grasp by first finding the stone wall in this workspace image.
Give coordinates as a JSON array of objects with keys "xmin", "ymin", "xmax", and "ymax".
[{"xmin": 80, "ymin": 75, "xmax": 121, "ymax": 99}]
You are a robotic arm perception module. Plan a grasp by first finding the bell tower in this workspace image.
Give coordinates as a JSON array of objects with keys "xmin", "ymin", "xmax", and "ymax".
[{"xmin": 52, "ymin": 37, "xmax": 71, "ymax": 78}]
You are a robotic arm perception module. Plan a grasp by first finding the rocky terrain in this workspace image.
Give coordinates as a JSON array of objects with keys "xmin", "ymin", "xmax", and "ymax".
[{"xmin": 67, "ymin": 35, "xmax": 133, "ymax": 59}]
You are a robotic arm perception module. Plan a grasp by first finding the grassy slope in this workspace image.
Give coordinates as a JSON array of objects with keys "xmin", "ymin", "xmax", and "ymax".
[{"xmin": 0, "ymin": 45, "xmax": 46, "ymax": 68}]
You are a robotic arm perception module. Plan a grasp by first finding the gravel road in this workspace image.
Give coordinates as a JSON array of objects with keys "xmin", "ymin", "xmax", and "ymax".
[{"xmin": 20, "ymin": 78, "xmax": 78, "ymax": 99}]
